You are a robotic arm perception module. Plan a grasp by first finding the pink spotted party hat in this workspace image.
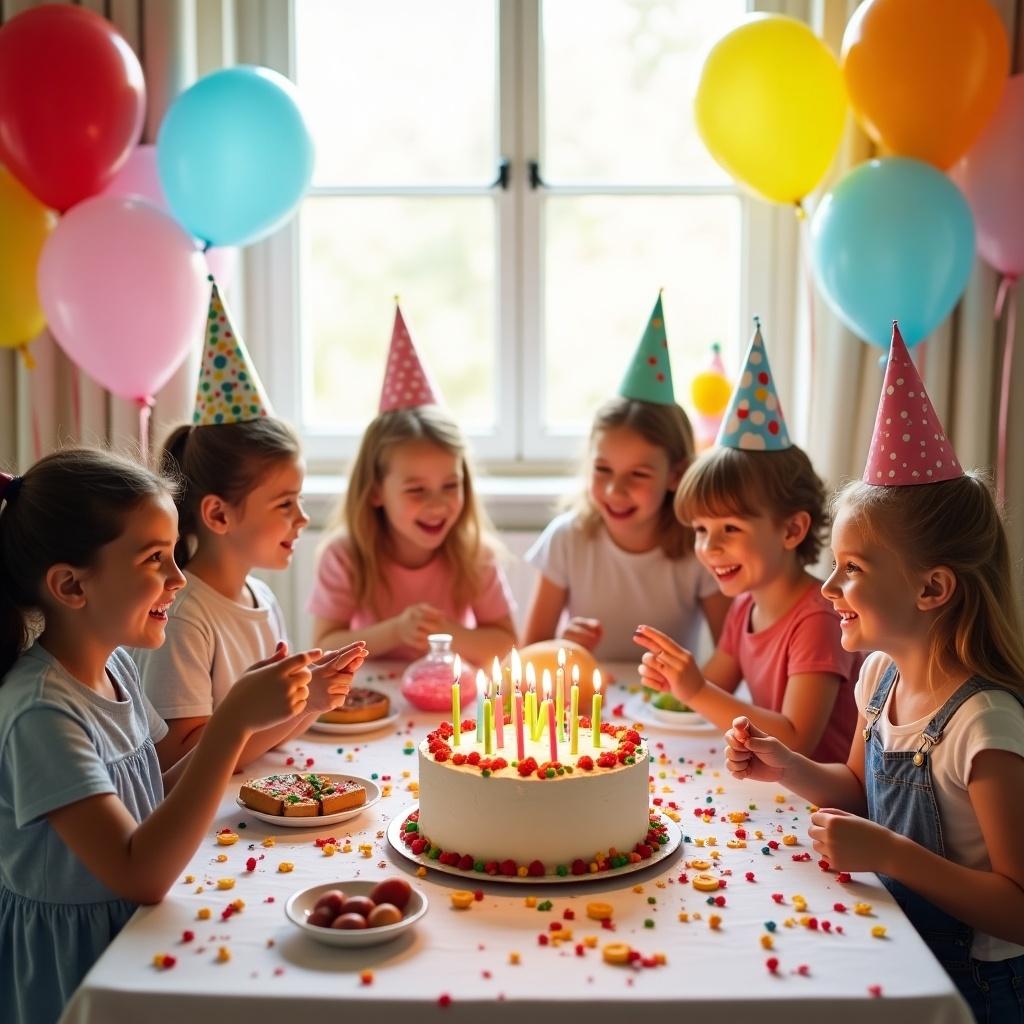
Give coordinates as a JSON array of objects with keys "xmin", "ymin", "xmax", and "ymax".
[
  {"xmin": 379, "ymin": 301, "xmax": 441, "ymax": 413},
  {"xmin": 193, "ymin": 277, "xmax": 273, "ymax": 426},
  {"xmin": 716, "ymin": 318, "xmax": 791, "ymax": 451},
  {"xmin": 863, "ymin": 322, "xmax": 961, "ymax": 486}
]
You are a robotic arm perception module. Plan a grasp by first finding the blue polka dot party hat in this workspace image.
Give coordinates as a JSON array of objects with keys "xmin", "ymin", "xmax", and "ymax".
[
  {"xmin": 617, "ymin": 292, "xmax": 676, "ymax": 406},
  {"xmin": 193, "ymin": 276, "xmax": 273, "ymax": 426},
  {"xmin": 716, "ymin": 317, "xmax": 791, "ymax": 451}
]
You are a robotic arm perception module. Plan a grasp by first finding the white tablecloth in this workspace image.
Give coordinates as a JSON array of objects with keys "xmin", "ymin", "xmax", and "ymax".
[{"xmin": 62, "ymin": 663, "xmax": 972, "ymax": 1024}]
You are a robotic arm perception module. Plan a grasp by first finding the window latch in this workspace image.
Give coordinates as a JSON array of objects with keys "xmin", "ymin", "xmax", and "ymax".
[
  {"xmin": 490, "ymin": 157, "xmax": 511, "ymax": 190},
  {"xmin": 528, "ymin": 159, "xmax": 546, "ymax": 190}
]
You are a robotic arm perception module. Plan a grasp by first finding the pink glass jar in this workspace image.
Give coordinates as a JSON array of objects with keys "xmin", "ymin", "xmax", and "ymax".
[{"xmin": 401, "ymin": 633, "xmax": 475, "ymax": 713}]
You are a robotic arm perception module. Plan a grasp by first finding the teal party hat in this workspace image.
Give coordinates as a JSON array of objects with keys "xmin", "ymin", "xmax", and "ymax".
[
  {"xmin": 716, "ymin": 318, "xmax": 792, "ymax": 451},
  {"xmin": 617, "ymin": 292, "xmax": 675, "ymax": 405}
]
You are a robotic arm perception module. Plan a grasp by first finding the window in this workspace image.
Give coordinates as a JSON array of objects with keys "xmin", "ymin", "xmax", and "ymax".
[{"xmin": 257, "ymin": 0, "xmax": 770, "ymax": 470}]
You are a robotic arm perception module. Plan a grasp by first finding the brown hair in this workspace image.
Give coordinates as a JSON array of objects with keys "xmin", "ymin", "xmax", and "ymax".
[
  {"xmin": 0, "ymin": 449, "xmax": 174, "ymax": 679},
  {"xmin": 160, "ymin": 417, "xmax": 301, "ymax": 567},
  {"xmin": 675, "ymin": 445, "xmax": 828, "ymax": 565},
  {"xmin": 834, "ymin": 473, "xmax": 1024, "ymax": 694},
  {"xmin": 328, "ymin": 405, "xmax": 495, "ymax": 614},
  {"xmin": 572, "ymin": 397, "xmax": 698, "ymax": 559}
]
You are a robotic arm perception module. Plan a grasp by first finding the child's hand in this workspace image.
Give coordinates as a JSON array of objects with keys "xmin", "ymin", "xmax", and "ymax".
[
  {"xmin": 223, "ymin": 641, "xmax": 315, "ymax": 731},
  {"xmin": 561, "ymin": 617, "xmax": 603, "ymax": 650},
  {"xmin": 394, "ymin": 603, "xmax": 445, "ymax": 653},
  {"xmin": 808, "ymin": 808, "xmax": 895, "ymax": 874},
  {"xmin": 632, "ymin": 624, "xmax": 704, "ymax": 701},
  {"xmin": 724, "ymin": 716, "xmax": 792, "ymax": 783},
  {"xmin": 306, "ymin": 641, "xmax": 368, "ymax": 715}
]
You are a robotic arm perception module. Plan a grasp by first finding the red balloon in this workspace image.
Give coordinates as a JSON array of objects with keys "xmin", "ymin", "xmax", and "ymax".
[{"xmin": 0, "ymin": 4, "xmax": 145, "ymax": 211}]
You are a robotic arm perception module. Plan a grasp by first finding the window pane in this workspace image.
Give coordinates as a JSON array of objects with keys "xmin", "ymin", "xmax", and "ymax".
[
  {"xmin": 295, "ymin": 0, "xmax": 497, "ymax": 185},
  {"xmin": 543, "ymin": 194, "xmax": 741, "ymax": 431},
  {"xmin": 542, "ymin": 0, "xmax": 746, "ymax": 184},
  {"xmin": 300, "ymin": 196, "xmax": 496, "ymax": 433}
]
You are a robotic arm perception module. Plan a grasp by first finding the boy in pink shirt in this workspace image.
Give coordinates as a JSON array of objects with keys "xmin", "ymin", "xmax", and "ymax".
[{"xmin": 634, "ymin": 321, "xmax": 861, "ymax": 759}]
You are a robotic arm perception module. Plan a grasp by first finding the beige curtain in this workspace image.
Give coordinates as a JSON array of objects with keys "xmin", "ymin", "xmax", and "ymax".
[
  {"xmin": 775, "ymin": 0, "xmax": 1024, "ymax": 600},
  {"xmin": 0, "ymin": 0, "xmax": 244, "ymax": 470}
]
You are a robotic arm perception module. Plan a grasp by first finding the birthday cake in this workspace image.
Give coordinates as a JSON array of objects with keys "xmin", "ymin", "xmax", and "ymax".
[{"xmin": 402, "ymin": 717, "xmax": 661, "ymax": 877}]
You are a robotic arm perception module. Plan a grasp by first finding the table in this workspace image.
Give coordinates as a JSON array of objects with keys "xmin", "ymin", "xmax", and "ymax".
[{"xmin": 62, "ymin": 664, "xmax": 972, "ymax": 1024}]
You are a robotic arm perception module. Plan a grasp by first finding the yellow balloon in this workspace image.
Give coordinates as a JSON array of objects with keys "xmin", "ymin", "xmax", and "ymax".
[
  {"xmin": 0, "ymin": 166, "xmax": 55, "ymax": 350},
  {"xmin": 695, "ymin": 14, "xmax": 847, "ymax": 205},
  {"xmin": 690, "ymin": 370, "xmax": 732, "ymax": 417}
]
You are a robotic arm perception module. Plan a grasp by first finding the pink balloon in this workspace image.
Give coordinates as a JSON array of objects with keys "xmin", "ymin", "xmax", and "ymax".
[
  {"xmin": 955, "ymin": 74, "xmax": 1024, "ymax": 276},
  {"xmin": 38, "ymin": 196, "xmax": 209, "ymax": 400},
  {"xmin": 101, "ymin": 145, "xmax": 239, "ymax": 286}
]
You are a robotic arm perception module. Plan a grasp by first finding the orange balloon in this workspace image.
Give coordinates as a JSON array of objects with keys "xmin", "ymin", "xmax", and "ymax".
[{"xmin": 842, "ymin": 0, "xmax": 1008, "ymax": 169}]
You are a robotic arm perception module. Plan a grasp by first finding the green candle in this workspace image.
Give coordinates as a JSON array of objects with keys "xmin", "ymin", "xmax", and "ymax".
[{"xmin": 483, "ymin": 698, "xmax": 494, "ymax": 756}]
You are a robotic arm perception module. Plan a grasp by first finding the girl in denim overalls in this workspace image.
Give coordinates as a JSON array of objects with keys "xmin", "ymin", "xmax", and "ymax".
[{"xmin": 724, "ymin": 325, "xmax": 1024, "ymax": 1022}]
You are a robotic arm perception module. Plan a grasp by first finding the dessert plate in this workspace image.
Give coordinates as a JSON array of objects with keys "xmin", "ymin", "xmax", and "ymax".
[
  {"xmin": 308, "ymin": 710, "xmax": 401, "ymax": 735},
  {"xmin": 386, "ymin": 804, "xmax": 681, "ymax": 884},
  {"xmin": 236, "ymin": 774, "xmax": 380, "ymax": 827},
  {"xmin": 286, "ymin": 879, "xmax": 428, "ymax": 947},
  {"xmin": 623, "ymin": 693, "xmax": 719, "ymax": 734}
]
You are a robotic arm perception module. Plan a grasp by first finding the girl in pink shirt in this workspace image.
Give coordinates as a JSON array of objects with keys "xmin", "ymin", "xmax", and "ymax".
[{"xmin": 310, "ymin": 405, "xmax": 516, "ymax": 665}]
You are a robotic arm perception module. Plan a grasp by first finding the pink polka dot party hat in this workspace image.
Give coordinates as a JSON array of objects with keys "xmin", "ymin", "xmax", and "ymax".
[
  {"xmin": 863, "ymin": 321, "xmax": 961, "ymax": 486},
  {"xmin": 193, "ymin": 276, "xmax": 273, "ymax": 426},
  {"xmin": 379, "ymin": 300, "xmax": 441, "ymax": 413},
  {"xmin": 716, "ymin": 317, "xmax": 791, "ymax": 451},
  {"xmin": 617, "ymin": 291, "xmax": 676, "ymax": 405}
]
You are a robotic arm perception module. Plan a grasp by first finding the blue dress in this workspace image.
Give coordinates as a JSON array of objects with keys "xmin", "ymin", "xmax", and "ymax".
[{"xmin": 0, "ymin": 645, "xmax": 167, "ymax": 1024}]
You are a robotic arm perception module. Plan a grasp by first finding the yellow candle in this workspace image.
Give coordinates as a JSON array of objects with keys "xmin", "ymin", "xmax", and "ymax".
[
  {"xmin": 451, "ymin": 654, "xmax": 462, "ymax": 747},
  {"xmin": 540, "ymin": 669, "xmax": 553, "ymax": 742},
  {"xmin": 495, "ymin": 685, "xmax": 505, "ymax": 749},
  {"xmin": 570, "ymin": 678, "xmax": 579, "ymax": 755},
  {"xmin": 525, "ymin": 663, "xmax": 538, "ymax": 740},
  {"xmin": 483, "ymin": 698, "xmax": 493, "ymax": 756},
  {"xmin": 592, "ymin": 669, "xmax": 603, "ymax": 749}
]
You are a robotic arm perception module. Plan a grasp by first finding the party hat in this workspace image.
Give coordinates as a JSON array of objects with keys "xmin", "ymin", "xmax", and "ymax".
[
  {"xmin": 193, "ymin": 277, "xmax": 273, "ymax": 426},
  {"xmin": 716, "ymin": 318, "xmax": 791, "ymax": 451},
  {"xmin": 617, "ymin": 292, "xmax": 675, "ymax": 405},
  {"xmin": 379, "ymin": 301, "xmax": 441, "ymax": 412},
  {"xmin": 863, "ymin": 321, "xmax": 961, "ymax": 486}
]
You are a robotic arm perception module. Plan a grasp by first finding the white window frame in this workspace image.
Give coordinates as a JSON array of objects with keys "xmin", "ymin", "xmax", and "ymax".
[{"xmin": 240, "ymin": 0, "xmax": 800, "ymax": 475}]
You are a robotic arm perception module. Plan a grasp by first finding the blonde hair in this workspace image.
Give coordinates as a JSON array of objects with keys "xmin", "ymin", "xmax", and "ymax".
[
  {"xmin": 329, "ymin": 406, "xmax": 494, "ymax": 615},
  {"xmin": 834, "ymin": 473, "xmax": 1024, "ymax": 694},
  {"xmin": 675, "ymin": 445, "xmax": 828, "ymax": 566},
  {"xmin": 570, "ymin": 397, "xmax": 698, "ymax": 559}
]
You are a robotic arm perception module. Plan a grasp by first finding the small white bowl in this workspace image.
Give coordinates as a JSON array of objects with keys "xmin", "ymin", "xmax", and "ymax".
[{"xmin": 285, "ymin": 879, "xmax": 428, "ymax": 947}]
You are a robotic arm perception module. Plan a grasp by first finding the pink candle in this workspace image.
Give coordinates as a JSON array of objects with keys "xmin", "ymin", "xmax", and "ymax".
[
  {"xmin": 546, "ymin": 678, "xmax": 558, "ymax": 763},
  {"xmin": 513, "ymin": 685, "xmax": 525, "ymax": 761}
]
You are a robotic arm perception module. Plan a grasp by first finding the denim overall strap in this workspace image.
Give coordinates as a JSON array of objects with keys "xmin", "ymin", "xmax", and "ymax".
[{"xmin": 865, "ymin": 673, "xmax": 1024, "ymax": 1022}]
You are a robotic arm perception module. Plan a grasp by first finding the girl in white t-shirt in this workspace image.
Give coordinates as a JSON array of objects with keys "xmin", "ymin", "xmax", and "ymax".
[
  {"xmin": 725, "ymin": 472, "xmax": 1024, "ymax": 1021},
  {"xmin": 524, "ymin": 396, "xmax": 730, "ymax": 662},
  {"xmin": 137, "ymin": 417, "xmax": 366, "ymax": 770}
]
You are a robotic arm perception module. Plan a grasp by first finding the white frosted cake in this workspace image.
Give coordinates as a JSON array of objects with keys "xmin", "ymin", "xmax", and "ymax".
[{"xmin": 398, "ymin": 718, "xmax": 665, "ymax": 877}]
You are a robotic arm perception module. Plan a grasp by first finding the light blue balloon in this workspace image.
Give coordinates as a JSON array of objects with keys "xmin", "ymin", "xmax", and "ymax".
[
  {"xmin": 810, "ymin": 157, "xmax": 975, "ymax": 348},
  {"xmin": 157, "ymin": 66, "xmax": 315, "ymax": 248}
]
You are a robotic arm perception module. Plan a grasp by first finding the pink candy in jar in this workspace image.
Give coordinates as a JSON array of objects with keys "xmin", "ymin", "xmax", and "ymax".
[{"xmin": 401, "ymin": 634, "xmax": 475, "ymax": 712}]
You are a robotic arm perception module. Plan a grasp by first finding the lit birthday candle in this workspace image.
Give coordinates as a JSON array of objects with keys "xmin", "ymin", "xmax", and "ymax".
[
  {"xmin": 495, "ymin": 681, "xmax": 505, "ymax": 749},
  {"xmin": 540, "ymin": 668, "xmax": 553, "ymax": 744},
  {"xmin": 451, "ymin": 654, "xmax": 462, "ymax": 747},
  {"xmin": 570, "ymin": 663, "xmax": 580, "ymax": 755},
  {"xmin": 483, "ymin": 695, "xmax": 494, "ymax": 756},
  {"xmin": 513, "ymin": 683, "xmax": 525, "ymax": 760},
  {"xmin": 525, "ymin": 663, "xmax": 538, "ymax": 740},
  {"xmin": 543, "ymin": 673, "xmax": 558, "ymax": 763},
  {"xmin": 556, "ymin": 647, "xmax": 566, "ymax": 743},
  {"xmin": 591, "ymin": 669, "xmax": 603, "ymax": 749},
  {"xmin": 475, "ymin": 669, "xmax": 486, "ymax": 742}
]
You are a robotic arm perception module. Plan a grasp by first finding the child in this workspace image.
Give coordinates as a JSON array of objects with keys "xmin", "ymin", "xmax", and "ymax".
[
  {"xmin": 135, "ymin": 280, "xmax": 367, "ymax": 769},
  {"xmin": 523, "ymin": 294, "xmax": 730, "ymax": 662},
  {"xmin": 310, "ymin": 302, "xmax": 516, "ymax": 666},
  {"xmin": 725, "ymin": 323, "xmax": 1024, "ymax": 1022},
  {"xmin": 635, "ymin": 319, "xmax": 860, "ymax": 759},
  {"xmin": 0, "ymin": 450, "xmax": 321, "ymax": 1024}
]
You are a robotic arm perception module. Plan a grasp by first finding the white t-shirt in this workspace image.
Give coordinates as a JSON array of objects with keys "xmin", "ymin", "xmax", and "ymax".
[
  {"xmin": 856, "ymin": 651, "xmax": 1024, "ymax": 961},
  {"xmin": 525, "ymin": 510, "xmax": 719, "ymax": 662},
  {"xmin": 134, "ymin": 571, "xmax": 288, "ymax": 720}
]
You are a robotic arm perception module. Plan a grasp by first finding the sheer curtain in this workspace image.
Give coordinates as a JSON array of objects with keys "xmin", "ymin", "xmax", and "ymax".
[{"xmin": 0, "ymin": 0, "xmax": 250, "ymax": 470}]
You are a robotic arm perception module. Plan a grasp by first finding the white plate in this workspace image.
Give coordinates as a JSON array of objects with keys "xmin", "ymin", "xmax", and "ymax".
[
  {"xmin": 285, "ymin": 879, "xmax": 428, "ymax": 947},
  {"xmin": 386, "ymin": 804, "xmax": 681, "ymax": 884},
  {"xmin": 623, "ymin": 693, "xmax": 719, "ymax": 733},
  {"xmin": 308, "ymin": 710, "xmax": 401, "ymax": 735},
  {"xmin": 236, "ymin": 774, "xmax": 380, "ymax": 827}
]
